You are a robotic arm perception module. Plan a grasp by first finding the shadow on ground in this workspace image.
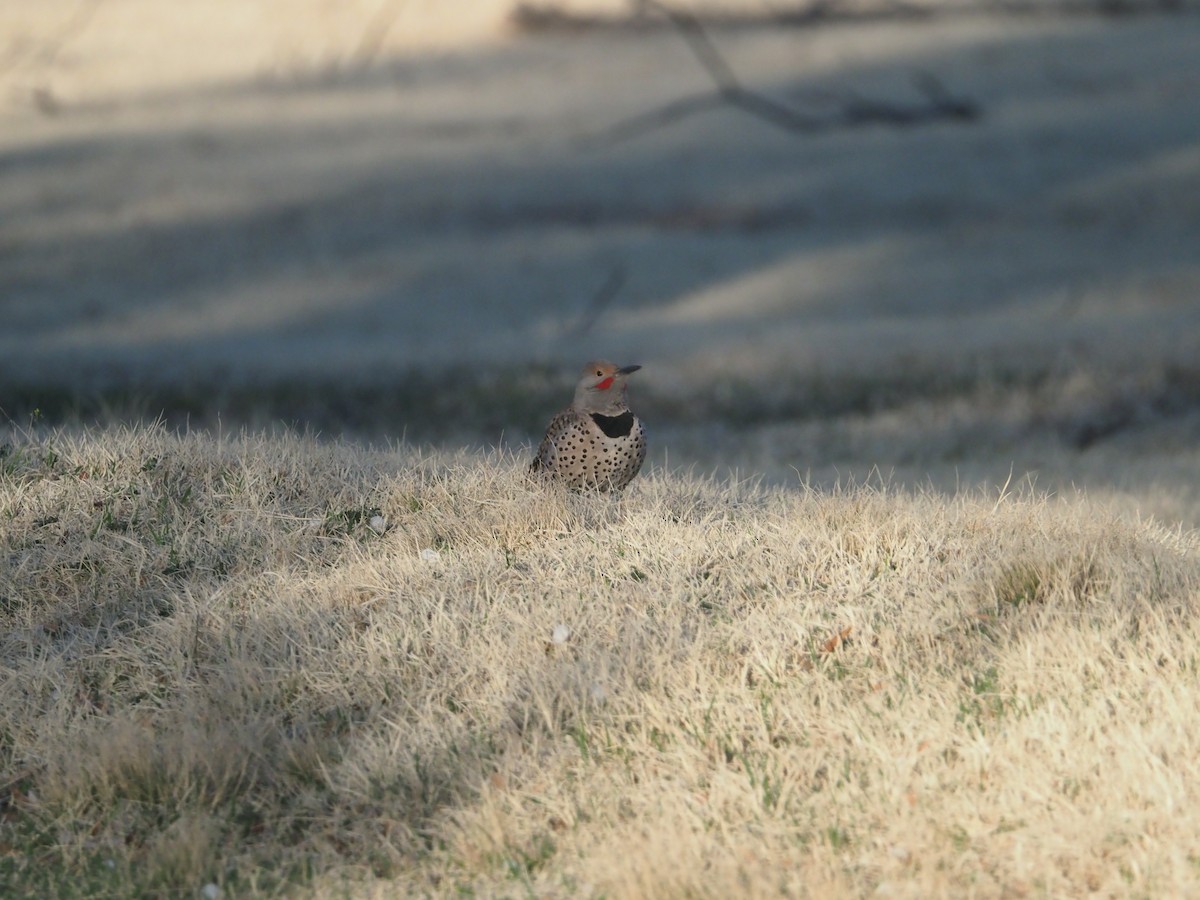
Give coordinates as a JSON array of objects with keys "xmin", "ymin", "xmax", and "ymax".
[{"xmin": 3, "ymin": 9, "xmax": 1200, "ymax": 493}]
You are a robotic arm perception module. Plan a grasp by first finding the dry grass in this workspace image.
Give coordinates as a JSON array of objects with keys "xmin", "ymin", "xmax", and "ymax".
[{"xmin": 2, "ymin": 423, "xmax": 1199, "ymax": 898}]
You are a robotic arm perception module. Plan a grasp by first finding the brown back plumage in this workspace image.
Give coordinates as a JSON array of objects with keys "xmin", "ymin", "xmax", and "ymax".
[{"xmin": 530, "ymin": 360, "xmax": 646, "ymax": 492}]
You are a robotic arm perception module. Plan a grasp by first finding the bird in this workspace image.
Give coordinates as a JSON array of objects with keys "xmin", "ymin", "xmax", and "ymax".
[{"xmin": 530, "ymin": 360, "xmax": 647, "ymax": 492}]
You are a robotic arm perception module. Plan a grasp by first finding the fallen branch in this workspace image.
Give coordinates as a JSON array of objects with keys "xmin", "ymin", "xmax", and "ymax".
[
  {"xmin": 514, "ymin": 0, "xmax": 1194, "ymax": 31},
  {"xmin": 513, "ymin": 0, "xmax": 933, "ymax": 31},
  {"xmin": 585, "ymin": 0, "xmax": 979, "ymax": 146}
]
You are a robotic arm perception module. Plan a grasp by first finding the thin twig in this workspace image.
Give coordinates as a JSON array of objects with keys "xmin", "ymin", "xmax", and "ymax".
[
  {"xmin": 0, "ymin": 0, "xmax": 106, "ymax": 79},
  {"xmin": 648, "ymin": 1, "xmax": 740, "ymax": 94},
  {"xmin": 567, "ymin": 265, "xmax": 628, "ymax": 339},
  {"xmin": 592, "ymin": 92, "xmax": 729, "ymax": 144},
  {"xmin": 354, "ymin": 0, "xmax": 411, "ymax": 66}
]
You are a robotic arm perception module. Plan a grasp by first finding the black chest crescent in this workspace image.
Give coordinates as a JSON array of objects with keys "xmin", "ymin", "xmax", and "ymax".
[{"xmin": 591, "ymin": 412, "xmax": 635, "ymax": 438}]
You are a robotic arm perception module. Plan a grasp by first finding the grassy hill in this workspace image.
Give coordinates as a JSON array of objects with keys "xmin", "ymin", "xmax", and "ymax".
[{"xmin": 3, "ymin": 424, "xmax": 1199, "ymax": 896}]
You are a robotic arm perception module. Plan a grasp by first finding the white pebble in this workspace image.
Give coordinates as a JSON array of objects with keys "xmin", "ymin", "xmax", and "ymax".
[
  {"xmin": 368, "ymin": 515, "xmax": 387, "ymax": 534},
  {"xmin": 420, "ymin": 548, "xmax": 440, "ymax": 562},
  {"xmin": 551, "ymin": 624, "xmax": 571, "ymax": 644},
  {"xmin": 202, "ymin": 885, "xmax": 221, "ymax": 900}
]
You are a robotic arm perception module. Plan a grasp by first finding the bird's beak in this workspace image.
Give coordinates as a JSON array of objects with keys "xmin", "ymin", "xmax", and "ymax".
[{"xmin": 617, "ymin": 364, "xmax": 642, "ymax": 376}]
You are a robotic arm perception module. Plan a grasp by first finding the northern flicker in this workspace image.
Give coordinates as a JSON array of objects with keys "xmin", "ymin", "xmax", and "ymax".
[{"xmin": 530, "ymin": 360, "xmax": 647, "ymax": 492}]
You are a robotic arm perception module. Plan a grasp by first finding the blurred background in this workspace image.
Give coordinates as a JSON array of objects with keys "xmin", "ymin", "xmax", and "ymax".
[{"xmin": 3, "ymin": 0, "xmax": 1200, "ymax": 518}]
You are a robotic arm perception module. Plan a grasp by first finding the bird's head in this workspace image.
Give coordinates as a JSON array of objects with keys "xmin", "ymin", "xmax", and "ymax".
[{"xmin": 573, "ymin": 360, "xmax": 641, "ymax": 414}]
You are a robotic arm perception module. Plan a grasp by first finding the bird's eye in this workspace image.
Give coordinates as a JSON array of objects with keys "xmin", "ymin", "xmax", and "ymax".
[{"xmin": 596, "ymin": 370, "xmax": 603, "ymax": 377}]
